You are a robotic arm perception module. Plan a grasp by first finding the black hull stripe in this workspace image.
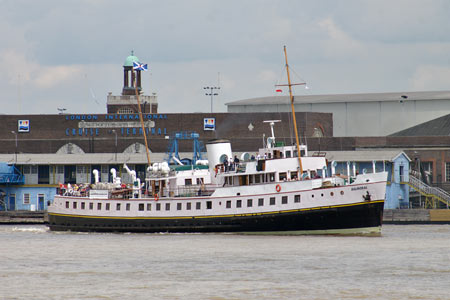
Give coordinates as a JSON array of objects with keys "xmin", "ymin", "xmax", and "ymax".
[{"xmin": 48, "ymin": 201, "xmax": 385, "ymax": 233}]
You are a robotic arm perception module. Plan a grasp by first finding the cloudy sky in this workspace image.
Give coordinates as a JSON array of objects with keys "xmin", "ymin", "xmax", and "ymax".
[{"xmin": 1, "ymin": 0, "xmax": 450, "ymax": 115}]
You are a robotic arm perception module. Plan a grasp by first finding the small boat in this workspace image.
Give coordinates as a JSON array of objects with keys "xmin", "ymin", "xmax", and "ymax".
[{"xmin": 47, "ymin": 47, "xmax": 387, "ymax": 234}]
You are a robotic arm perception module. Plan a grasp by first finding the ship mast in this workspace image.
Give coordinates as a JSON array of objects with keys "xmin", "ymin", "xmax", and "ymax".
[
  {"xmin": 282, "ymin": 46, "xmax": 304, "ymax": 174},
  {"xmin": 134, "ymin": 72, "xmax": 151, "ymax": 167}
]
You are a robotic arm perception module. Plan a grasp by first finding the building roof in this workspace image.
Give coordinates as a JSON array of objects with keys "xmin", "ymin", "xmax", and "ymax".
[
  {"xmin": 225, "ymin": 90, "xmax": 450, "ymax": 106},
  {"xmin": 390, "ymin": 113, "xmax": 450, "ymax": 136},
  {"xmin": 0, "ymin": 150, "xmax": 410, "ymax": 165},
  {"xmin": 324, "ymin": 150, "xmax": 410, "ymax": 162},
  {"xmin": 0, "ymin": 152, "xmax": 191, "ymax": 165},
  {"xmin": 124, "ymin": 51, "xmax": 140, "ymax": 67}
]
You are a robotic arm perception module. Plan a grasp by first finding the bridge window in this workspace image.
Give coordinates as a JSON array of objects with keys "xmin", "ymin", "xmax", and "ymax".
[
  {"xmin": 294, "ymin": 195, "xmax": 301, "ymax": 203},
  {"xmin": 81, "ymin": 202, "xmax": 85, "ymax": 210},
  {"xmin": 73, "ymin": 202, "xmax": 77, "ymax": 209},
  {"xmin": 97, "ymin": 203, "xmax": 101, "ymax": 210},
  {"xmin": 186, "ymin": 202, "xmax": 191, "ymax": 210},
  {"xmin": 65, "ymin": 201, "xmax": 69, "ymax": 208},
  {"xmin": 226, "ymin": 200, "xmax": 232, "ymax": 208},
  {"xmin": 247, "ymin": 199, "xmax": 253, "ymax": 207},
  {"xmin": 258, "ymin": 198, "xmax": 264, "ymax": 206},
  {"xmin": 106, "ymin": 203, "xmax": 110, "ymax": 211},
  {"xmin": 126, "ymin": 203, "xmax": 130, "ymax": 211},
  {"xmin": 165, "ymin": 203, "xmax": 170, "ymax": 211},
  {"xmin": 282, "ymin": 196, "xmax": 288, "ymax": 204},
  {"xmin": 177, "ymin": 203, "xmax": 182, "ymax": 210},
  {"xmin": 117, "ymin": 203, "xmax": 121, "ymax": 211},
  {"xmin": 156, "ymin": 203, "xmax": 161, "ymax": 211},
  {"xmin": 206, "ymin": 201, "xmax": 212, "ymax": 209},
  {"xmin": 89, "ymin": 203, "xmax": 93, "ymax": 210},
  {"xmin": 147, "ymin": 203, "xmax": 152, "ymax": 211},
  {"xmin": 139, "ymin": 203, "xmax": 144, "ymax": 211},
  {"xmin": 236, "ymin": 200, "xmax": 242, "ymax": 208},
  {"xmin": 196, "ymin": 202, "xmax": 201, "ymax": 210}
]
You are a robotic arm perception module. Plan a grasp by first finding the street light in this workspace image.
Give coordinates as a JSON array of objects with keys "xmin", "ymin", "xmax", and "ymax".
[
  {"xmin": 111, "ymin": 130, "xmax": 118, "ymax": 162},
  {"xmin": 11, "ymin": 131, "xmax": 17, "ymax": 164},
  {"xmin": 204, "ymin": 86, "xmax": 220, "ymax": 113}
]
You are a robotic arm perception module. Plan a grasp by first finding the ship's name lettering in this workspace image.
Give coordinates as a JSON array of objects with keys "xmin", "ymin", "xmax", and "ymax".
[{"xmin": 351, "ymin": 186, "xmax": 368, "ymax": 191}]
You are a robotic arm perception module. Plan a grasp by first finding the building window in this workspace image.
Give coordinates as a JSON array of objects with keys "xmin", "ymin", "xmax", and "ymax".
[
  {"xmin": 23, "ymin": 165, "xmax": 31, "ymax": 174},
  {"xmin": 77, "ymin": 166, "xmax": 86, "ymax": 174},
  {"xmin": 444, "ymin": 163, "xmax": 450, "ymax": 182},
  {"xmin": 186, "ymin": 202, "xmax": 191, "ymax": 210},
  {"xmin": 177, "ymin": 203, "xmax": 182, "ymax": 210},
  {"xmin": 23, "ymin": 193, "xmax": 30, "ymax": 205},
  {"xmin": 236, "ymin": 200, "xmax": 242, "ymax": 208},
  {"xmin": 226, "ymin": 200, "xmax": 232, "ymax": 208},
  {"xmin": 106, "ymin": 203, "xmax": 110, "ymax": 211},
  {"xmin": 117, "ymin": 107, "xmax": 133, "ymax": 114},
  {"xmin": 282, "ymin": 196, "xmax": 288, "ymax": 204},
  {"xmin": 165, "ymin": 203, "xmax": 170, "ymax": 211},
  {"xmin": 139, "ymin": 203, "xmax": 144, "ymax": 211},
  {"xmin": 147, "ymin": 203, "xmax": 152, "ymax": 211},
  {"xmin": 97, "ymin": 203, "xmax": 101, "ymax": 210},
  {"xmin": 57, "ymin": 165, "xmax": 64, "ymax": 173},
  {"xmin": 247, "ymin": 199, "xmax": 253, "ymax": 207},
  {"xmin": 294, "ymin": 195, "xmax": 301, "ymax": 203},
  {"xmin": 117, "ymin": 203, "xmax": 121, "ymax": 211},
  {"xmin": 270, "ymin": 197, "xmax": 276, "ymax": 205},
  {"xmin": 206, "ymin": 201, "xmax": 212, "ymax": 209},
  {"xmin": 156, "ymin": 203, "xmax": 161, "ymax": 211},
  {"xmin": 258, "ymin": 198, "xmax": 264, "ymax": 206},
  {"xmin": 126, "ymin": 203, "xmax": 130, "ymax": 211},
  {"xmin": 196, "ymin": 202, "xmax": 201, "ymax": 210}
]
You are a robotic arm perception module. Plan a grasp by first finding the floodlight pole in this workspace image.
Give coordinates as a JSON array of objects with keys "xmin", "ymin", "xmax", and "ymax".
[{"xmin": 204, "ymin": 86, "xmax": 220, "ymax": 113}]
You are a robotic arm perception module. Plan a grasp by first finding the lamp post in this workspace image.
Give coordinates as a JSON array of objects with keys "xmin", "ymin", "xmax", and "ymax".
[
  {"xmin": 11, "ymin": 131, "xmax": 17, "ymax": 164},
  {"xmin": 204, "ymin": 86, "xmax": 220, "ymax": 113},
  {"xmin": 112, "ymin": 130, "xmax": 118, "ymax": 162}
]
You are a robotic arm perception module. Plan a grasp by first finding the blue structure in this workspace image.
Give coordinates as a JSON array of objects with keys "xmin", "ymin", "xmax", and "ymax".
[
  {"xmin": 165, "ymin": 131, "xmax": 205, "ymax": 165},
  {"xmin": 1, "ymin": 162, "xmax": 56, "ymax": 211},
  {"xmin": 325, "ymin": 151, "xmax": 411, "ymax": 209}
]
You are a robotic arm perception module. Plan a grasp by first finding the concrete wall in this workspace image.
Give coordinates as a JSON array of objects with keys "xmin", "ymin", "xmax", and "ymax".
[{"xmin": 228, "ymin": 99, "xmax": 450, "ymax": 137}]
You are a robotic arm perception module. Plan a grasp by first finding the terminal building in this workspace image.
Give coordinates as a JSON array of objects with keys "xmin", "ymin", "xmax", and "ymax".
[{"xmin": 2, "ymin": 52, "xmax": 450, "ymax": 211}]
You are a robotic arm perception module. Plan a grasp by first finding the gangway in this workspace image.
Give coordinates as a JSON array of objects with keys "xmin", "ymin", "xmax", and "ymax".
[
  {"xmin": 406, "ymin": 174, "xmax": 450, "ymax": 209},
  {"xmin": 0, "ymin": 163, "xmax": 24, "ymax": 185}
]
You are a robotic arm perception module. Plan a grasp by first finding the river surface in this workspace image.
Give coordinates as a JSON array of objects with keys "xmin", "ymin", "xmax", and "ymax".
[{"xmin": 0, "ymin": 225, "xmax": 449, "ymax": 299}]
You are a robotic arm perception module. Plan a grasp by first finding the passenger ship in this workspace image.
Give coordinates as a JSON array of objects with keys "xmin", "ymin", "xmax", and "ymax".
[
  {"xmin": 47, "ymin": 47, "xmax": 387, "ymax": 234},
  {"xmin": 47, "ymin": 129, "xmax": 387, "ymax": 234}
]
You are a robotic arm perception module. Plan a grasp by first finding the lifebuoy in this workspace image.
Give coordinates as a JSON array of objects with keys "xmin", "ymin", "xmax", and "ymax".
[
  {"xmin": 276, "ymin": 184, "xmax": 281, "ymax": 192},
  {"xmin": 154, "ymin": 194, "xmax": 159, "ymax": 201}
]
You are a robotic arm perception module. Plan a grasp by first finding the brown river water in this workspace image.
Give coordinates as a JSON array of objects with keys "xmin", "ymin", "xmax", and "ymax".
[{"xmin": 0, "ymin": 224, "xmax": 449, "ymax": 299}]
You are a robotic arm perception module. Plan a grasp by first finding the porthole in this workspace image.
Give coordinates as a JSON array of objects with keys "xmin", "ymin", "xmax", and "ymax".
[
  {"xmin": 330, "ymin": 192, "xmax": 334, "ymax": 196},
  {"xmin": 311, "ymin": 194, "xmax": 315, "ymax": 198},
  {"xmin": 321, "ymin": 193, "xmax": 324, "ymax": 197},
  {"xmin": 340, "ymin": 191, "xmax": 344, "ymax": 195}
]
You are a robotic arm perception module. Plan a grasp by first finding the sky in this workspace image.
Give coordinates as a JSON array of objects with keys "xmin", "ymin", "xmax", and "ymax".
[{"xmin": 1, "ymin": 0, "xmax": 450, "ymax": 115}]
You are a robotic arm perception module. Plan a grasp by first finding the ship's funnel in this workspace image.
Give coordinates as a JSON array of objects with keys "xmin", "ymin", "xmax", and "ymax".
[{"xmin": 206, "ymin": 139, "xmax": 232, "ymax": 170}]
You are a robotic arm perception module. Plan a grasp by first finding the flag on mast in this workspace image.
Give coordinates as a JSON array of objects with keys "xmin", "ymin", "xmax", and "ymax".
[{"xmin": 133, "ymin": 61, "xmax": 148, "ymax": 71}]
